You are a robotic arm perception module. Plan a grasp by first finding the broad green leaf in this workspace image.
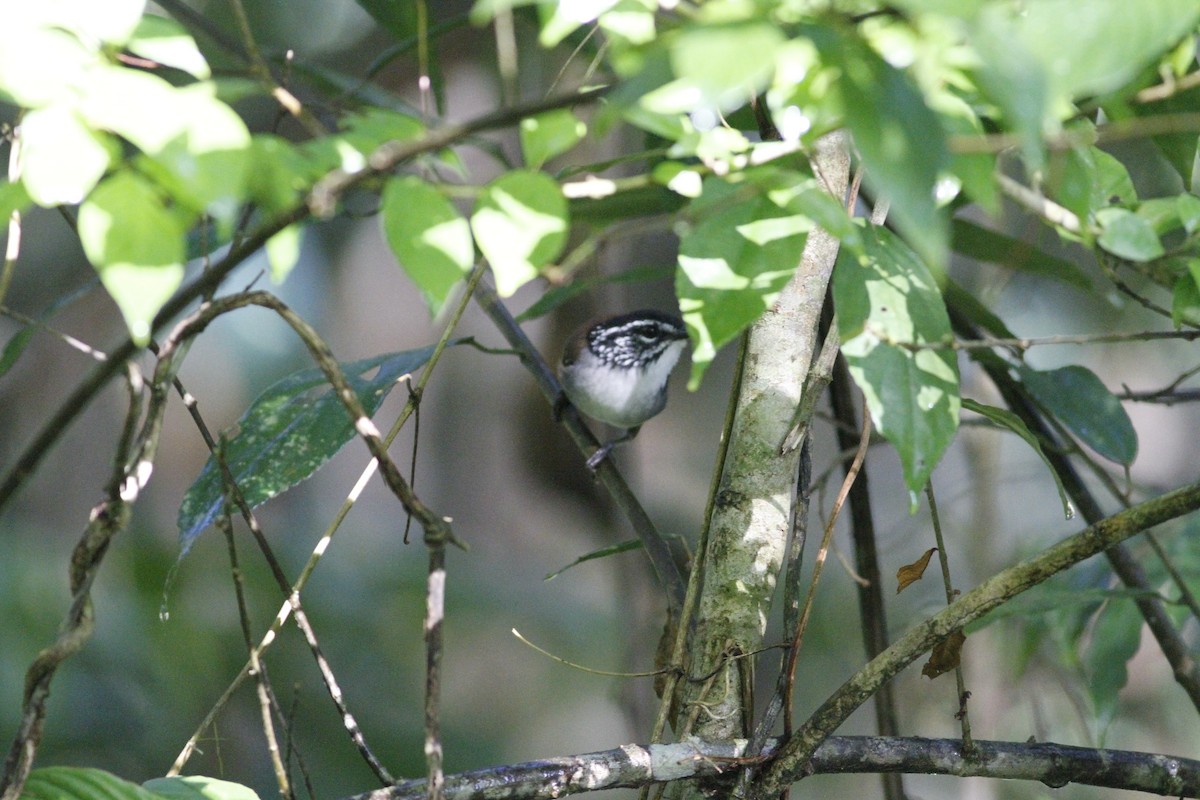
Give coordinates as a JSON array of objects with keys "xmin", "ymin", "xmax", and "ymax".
[
  {"xmin": 834, "ymin": 224, "xmax": 960, "ymax": 498},
  {"xmin": 265, "ymin": 224, "xmax": 304, "ymax": 284},
  {"xmin": 143, "ymin": 776, "xmax": 261, "ymax": 800},
  {"xmin": 79, "ymin": 69, "xmax": 251, "ymax": 219},
  {"xmin": 1018, "ymin": 364, "xmax": 1137, "ymax": 465},
  {"xmin": 652, "ymin": 22, "xmax": 784, "ymax": 113},
  {"xmin": 177, "ymin": 347, "xmax": 439, "ymax": 556},
  {"xmin": 1018, "ymin": 0, "xmax": 1200, "ymax": 102},
  {"xmin": 826, "ymin": 33, "xmax": 948, "ymax": 268},
  {"xmin": 20, "ymin": 104, "xmax": 113, "ymax": 206},
  {"xmin": 1085, "ymin": 598, "xmax": 1143, "ymax": 729},
  {"xmin": 127, "ymin": 14, "xmax": 211, "ymax": 79},
  {"xmin": 539, "ymin": 0, "xmax": 620, "ymax": 46},
  {"xmin": 78, "ymin": 170, "xmax": 188, "ymax": 344},
  {"xmin": 1096, "ymin": 208, "xmax": 1164, "ymax": 262},
  {"xmin": 969, "ymin": 6, "xmax": 1050, "ymax": 170},
  {"xmin": 676, "ymin": 178, "xmax": 811, "ymax": 388},
  {"xmin": 951, "ymin": 219, "xmax": 1090, "ymax": 289},
  {"xmin": 382, "ymin": 176, "xmax": 474, "ymax": 315},
  {"xmin": 0, "ymin": 20, "xmax": 97, "ymax": 107},
  {"xmin": 962, "ymin": 399, "xmax": 1072, "ymax": 519},
  {"xmin": 22, "ymin": 767, "xmax": 163, "ymax": 800},
  {"xmin": 471, "ymin": 170, "xmax": 568, "ymax": 296},
  {"xmin": 1090, "ymin": 149, "xmax": 1138, "ymax": 208},
  {"xmin": 520, "ymin": 109, "xmax": 586, "ymax": 169},
  {"xmin": 244, "ymin": 134, "xmax": 309, "ymax": 213},
  {"xmin": 58, "ymin": 0, "xmax": 146, "ymax": 46}
]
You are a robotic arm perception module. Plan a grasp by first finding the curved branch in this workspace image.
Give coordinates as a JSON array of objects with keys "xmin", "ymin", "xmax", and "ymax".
[
  {"xmin": 0, "ymin": 84, "xmax": 609, "ymax": 516},
  {"xmin": 754, "ymin": 477, "xmax": 1200, "ymax": 796},
  {"xmin": 344, "ymin": 736, "xmax": 1199, "ymax": 800}
]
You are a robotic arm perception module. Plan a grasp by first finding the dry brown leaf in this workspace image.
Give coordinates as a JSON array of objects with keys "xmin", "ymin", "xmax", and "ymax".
[
  {"xmin": 896, "ymin": 547, "xmax": 938, "ymax": 593},
  {"xmin": 922, "ymin": 629, "xmax": 966, "ymax": 679}
]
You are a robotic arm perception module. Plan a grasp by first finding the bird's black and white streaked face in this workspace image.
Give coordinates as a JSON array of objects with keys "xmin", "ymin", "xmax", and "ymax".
[{"xmin": 559, "ymin": 310, "xmax": 688, "ymax": 430}]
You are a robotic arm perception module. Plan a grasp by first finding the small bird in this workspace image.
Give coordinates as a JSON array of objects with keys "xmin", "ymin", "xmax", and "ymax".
[{"xmin": 556, "ymin": 309, "xmax": 689, "ymax": 469}]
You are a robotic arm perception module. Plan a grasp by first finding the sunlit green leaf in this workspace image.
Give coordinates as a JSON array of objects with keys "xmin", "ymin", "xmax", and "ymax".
[
  {"xmin": 1096, "ymin": 208, "xmax": 1164, "ymax": 262},
  {"xmin": 77, "ymin": 170, "xmax": 188, "ymax": 344},
  {"xmin": 520, "ymin": 109, "xmax": 587, "ymax": 169},
  {"xmin": 382, "ymin": 176, "xmax": 474, "ymax": 315},
  {"xmin": 826, "ymin": 32, "xmax": 948, "ymax": 268},
  {"xmin": 676, "ymin": 177, "xmax": 810, "ymax": 388},
  {"xmin": 20, "ymin": 105, "xmax": 114, "ymax": 206},
  {"xmin": 265, "ymin": 224, "xmax": 304, "ymax": 284},
  {"xmin": 834, "ymin": 224, "xmax": 960, "ymax": 498},
  {"xmin": 177, "ymin": 347, "xmax": 439, "ymax": 556},
  {"xmin": 471, "ymin": 170, "xmax": 568, "ymax": 296},
  {"xmin": 656, "ymin": 21, "xmax": 784, "ymax": 113},
  {"xmin": 0, "ymin": 19, "xmax": 97, "ymax": 107},
  {"xmin": 127, "ymin": 14, "xmax": 211, "ymax": 79},
  {"xmin": 1018, "ymin": 364, "xmax": 1137, "ymax": 465}
]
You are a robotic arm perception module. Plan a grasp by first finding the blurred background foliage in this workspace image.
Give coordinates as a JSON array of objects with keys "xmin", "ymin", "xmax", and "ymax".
[{"xmin": 1, "ymin": 1, "xmax": 1200, "ymax": 799}]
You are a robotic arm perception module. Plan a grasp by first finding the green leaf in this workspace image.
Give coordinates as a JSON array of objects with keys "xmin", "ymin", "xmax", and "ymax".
[
  {"xmin": 646, "ymin": 21, "xmax": 783, "ymax": 113},
  {"xmin": 79, "ymin": 69, "xmax": 251, "ymax": 219},
  {"xmin": 1018, "ymin": 364, "xmax": 1137, "ymax": 465},
  {"xmin": 1091, "ymin": 148, "xmax": 1138, "ymax": 208},
  {"xmin": 520, "ymin": 109, "xmax": 587, "ymax": 169},
  {"xmin": 0, "ymin": 16, "xmax": 97, "ymax": 107},
  {"xmin": 21, "ymin": 767, "xmax": 163, "ymax": 800},
  {"xmin": 382, "ymin": 176, "xmax": 474, "ymax": 315},
  {"xmin": 177, "ymin": 347, "xmax": 439, "ymax": 556},
  {"xmin": 244, "ymin": 134, "xmax": 308, "ymax": 213},
  {"xmin": 834, "ymin": 224, "xmax": 960, "ymax": 498},
  {"xmin": 951, "ymin": 219, "xmax": 1090, "ymax": 289},
  {"xmin": 676, "ymin": 177, "xmax": 811, "ymax": 388},
  {"xmin": 1096, "ymin": 207, "xmax": 1165, "ymax": 262},
  {"xmin": 143, "ymin": 776, "xmax": 261, "ymax": 800},
  {"xmin": 20, "ymin": 104, "xmax": 114, "ymax": 206},
  {"xmin": 265, "ymin": 224, "xmax": 304, "ymax": 284},
  {"xmin": 1085, "ymin": 598, "xmax": 1143, "ymax": 729},
  {"xmin": 471, "ymin": 170, "xmax": 568, "ymax": 297},
  {"xmin": 77, "ymin": 170, "xmax": 188, "ymax": 344},
  {"xmin": 969, "ymin": 5, "xmax": 1051, "ymax": 171},
  {"xmin": 1019, "ymin": 0, "xmax": 1200, "ymax": 102},
  {"xmin": 962, "ymin": 399, "xmax": 1073, "ymax": 519},
  {"xmin": 127, "ymin": 14, "xmax": 211, "ymax": 79},
  {"xmin": 826, "ymin": 32, "xmax": 948, "ymax": 268}
]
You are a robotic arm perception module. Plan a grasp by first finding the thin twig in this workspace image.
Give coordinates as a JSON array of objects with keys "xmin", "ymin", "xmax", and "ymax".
[
  {"xmin": 754, "ymin": 477, "xmax": 1200, "ymax": 797},
  {"xmin": 783, "ymin": 403, "xmax": 872, "ymax": 732},
  {"xmin": 171, "ymin": 264, "xmax": 487, "ymax": 776},
  {"xmin": 925, "ymin": 481, "xmax": 973, "ymax": 754}
]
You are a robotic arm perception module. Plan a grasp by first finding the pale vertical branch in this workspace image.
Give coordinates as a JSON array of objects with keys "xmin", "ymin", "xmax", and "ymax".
[{"xmin": 674, "ymin": 133, "xmax": 849, "ymax": 761}]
